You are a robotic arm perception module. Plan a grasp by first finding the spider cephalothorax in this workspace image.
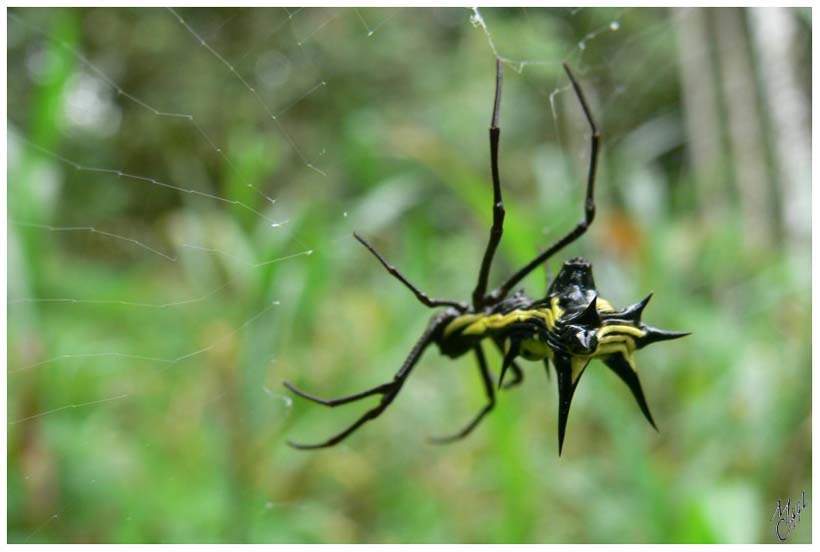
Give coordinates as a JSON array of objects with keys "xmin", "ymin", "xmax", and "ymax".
[{"xmin": 284, "ymin": 60, "xmax": 688, "ymax": 454}]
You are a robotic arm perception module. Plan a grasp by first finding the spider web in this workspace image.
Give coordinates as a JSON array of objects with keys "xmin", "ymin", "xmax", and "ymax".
[
  {"xmin": 7, "ymin": 7, "xmax": 810, "ymax": 544},
  {"xmin": 5, "ymin": 6, "xmax": 689, "ymax": 542}
]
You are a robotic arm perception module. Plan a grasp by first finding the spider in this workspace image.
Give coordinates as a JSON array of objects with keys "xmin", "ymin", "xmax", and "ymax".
[{"xmin": 284, "ymin": 60, "xmax": 688, "ymax": 454}]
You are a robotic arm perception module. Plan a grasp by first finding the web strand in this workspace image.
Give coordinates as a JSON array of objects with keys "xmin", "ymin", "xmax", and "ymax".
[
  {"xmin": 8, "ymin": 11, "xmax": 294, "ymax": 210},
  {"xmin": 9, "ymin": 394, "xmax": 130, "ymax": 425},
  {"xmin": 10, "ymin": 299, "xmax": 280, "ymax": 376},
  {"xmin": 17, "ymin": 137, "xmax": 281, "ymax": 226},
  {"xmin": 167, "ymin": 7, "xmax": 327, "ymax": 177}
]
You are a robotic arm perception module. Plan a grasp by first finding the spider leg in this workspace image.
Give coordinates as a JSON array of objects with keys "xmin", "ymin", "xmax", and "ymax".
[
  {"xmin": 497, "ymin": 339, "xmax": 521, "ymax": 389},
  {"xmin": 285, "ymin": 314, "xmax": 447, "ymax": 450},
  {"xmin": 472, "ymin": 58, "xmax": 506, "ymax": 308},
  {"xmin": 503, "ymin": 361, "xmax": 524, "ymax": 389},
  {"xmin": 428, "ymin": 343, "xmax": 495, "ymax": 444},
  {"xmin": 492, "ymin": 63, "xmax": 600, "ymax": 301},
  {"xmin": 286, "ymin": 398, "xmax": 392, "ymax": 450},
  {"xmin": 283, "ymin": 380, "xmax": 395, "ymax": 407},
  {"xmin": 353, "ymin": 232, "xmax": 467, "ymax": 311},
  {"xmin": 491, "ymin": 337, "xmax": 523, "ymax": 389}
]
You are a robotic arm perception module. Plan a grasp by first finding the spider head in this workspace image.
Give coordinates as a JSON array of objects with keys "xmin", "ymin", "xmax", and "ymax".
[{"xmin": 547, "ymin": 257, "xmax": 598, "ymax": 311}]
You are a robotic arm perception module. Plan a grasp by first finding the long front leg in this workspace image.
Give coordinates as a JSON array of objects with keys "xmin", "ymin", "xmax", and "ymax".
[
  {"xmin": 492, "ymin": 63, "xmax": 600, "ymax": 301},
  {"xmin": 472, "ymin": 58, "xmax": 506, "ymax": 308}
]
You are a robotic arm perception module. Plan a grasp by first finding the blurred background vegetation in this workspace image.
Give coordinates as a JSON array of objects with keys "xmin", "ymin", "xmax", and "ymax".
[{"xmin": 7, "ymin": 7, "xmax": 811, "ymax": 543}]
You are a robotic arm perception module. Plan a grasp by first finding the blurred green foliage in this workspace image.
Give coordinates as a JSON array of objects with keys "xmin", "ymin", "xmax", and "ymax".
[{"xmin": 8, "ymin": 7, "xmax": 811, "ymax": 543}]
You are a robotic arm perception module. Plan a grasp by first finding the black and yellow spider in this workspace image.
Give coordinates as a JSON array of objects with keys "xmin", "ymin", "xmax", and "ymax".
[{"xmin": 284, "ymin": 61, "xmax": 687, "ymax": 454}]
